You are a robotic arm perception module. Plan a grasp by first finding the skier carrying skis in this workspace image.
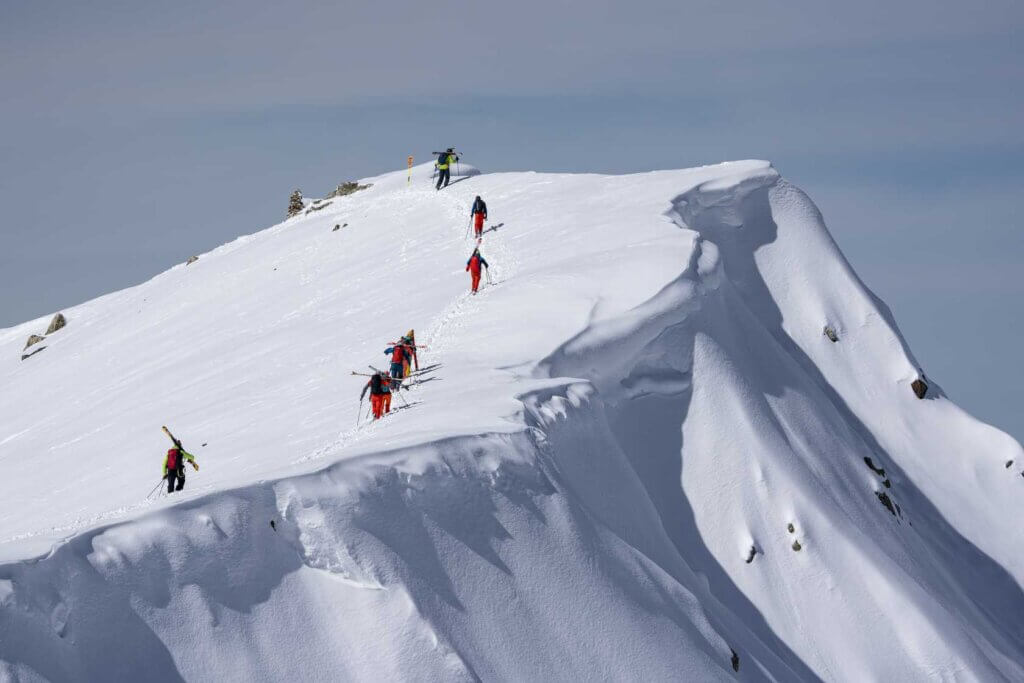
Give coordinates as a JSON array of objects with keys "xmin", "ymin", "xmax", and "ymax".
[
  {"xmin": 386, "ymin": 341, "xmax": 411, "ymax": 386},
  {"xmin": 399, "ymin": 330, "xmax": 419, "ymax": 376},
  {"xmin": 466, "ymin": 247, "xmax": 489, "ymax": 294},
  {"xmin": 360, "ymin": 371, "xmax": 391, "ymax": 420},
  {"xmin": 162, "ymin": 440, "xmax": 198, "ymax": 494},
  {"xmin": 471, "ymin": 196, "xmax": 488, "ymax": 238},
  {"xmin": 435, "ymin": 148, "xmax": 459, "ymax": 190}
]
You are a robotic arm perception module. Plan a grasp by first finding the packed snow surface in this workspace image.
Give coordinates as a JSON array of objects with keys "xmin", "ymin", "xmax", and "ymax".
[{"xmin": 1, "ymin": 160, "xmax": 1022, "ymax": 681}]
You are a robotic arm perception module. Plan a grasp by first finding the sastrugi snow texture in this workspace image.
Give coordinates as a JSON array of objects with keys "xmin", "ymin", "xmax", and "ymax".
[{"xmin": 0, "ymin": 161, "xmax": 1022, "ymax": 681}]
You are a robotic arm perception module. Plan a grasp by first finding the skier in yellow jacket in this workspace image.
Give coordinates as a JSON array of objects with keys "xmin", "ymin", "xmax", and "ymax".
[
  {"xmin": 162, "ymin": 441, "xmax": 198, "ymax": 494},
  {"xmin": 435, "ymin": 148, "xmax": 459, "ymax": 190}
]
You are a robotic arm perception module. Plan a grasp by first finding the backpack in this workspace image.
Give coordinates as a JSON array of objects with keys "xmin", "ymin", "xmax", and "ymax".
[
  {"xmin": 167, "ymin": 448, "xmax": 180, "ymax": 471},
  {"xmin": 370, "ymin": 374, "xmax": 383, "ymax": 394}
]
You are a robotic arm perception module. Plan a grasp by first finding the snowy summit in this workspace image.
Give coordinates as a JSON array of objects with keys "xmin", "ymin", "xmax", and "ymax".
[{"xmin": 1, "ymin": 160, "xmax": 1022, "ymax": 681}]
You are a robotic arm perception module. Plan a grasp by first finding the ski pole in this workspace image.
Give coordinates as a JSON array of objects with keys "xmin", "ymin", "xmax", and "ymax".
[
  {"xmin": 147, "ymin": 477, "xmax": 165, "ymax": 499},
  {"xmin": 486, "ymin": 268, "xmax": 492, "ymax": 285},
  {"xmin": 356, "ymin": 398, "xmax": 364, "ymax": 426},
  {"xmin": 395, "ymin": 389, "xmax": 410, "ymax": 407},
  {"xmin": 465, "ymin": 215, "xmax": 473, "ymax": 238}
]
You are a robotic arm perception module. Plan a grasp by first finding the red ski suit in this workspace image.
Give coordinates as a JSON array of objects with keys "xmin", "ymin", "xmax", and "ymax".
[
  {"xmin": 466, "ymin": 253, "xmax": 489, "ymax": 293},
  {"xmin": 362, "ymin": 375, "xmax": 392, "ymax": 419}
]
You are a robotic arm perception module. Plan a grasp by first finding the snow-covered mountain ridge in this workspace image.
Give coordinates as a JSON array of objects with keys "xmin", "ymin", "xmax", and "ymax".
[{"xmin": 1, "ymin": 161, "xmax": 1022, "ymax": 681}]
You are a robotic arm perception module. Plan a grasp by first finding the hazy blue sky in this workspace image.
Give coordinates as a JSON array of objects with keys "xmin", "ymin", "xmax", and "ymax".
[{"xmin": 2, "ymin": 0, "xmax": 1021, "ymax": 442}]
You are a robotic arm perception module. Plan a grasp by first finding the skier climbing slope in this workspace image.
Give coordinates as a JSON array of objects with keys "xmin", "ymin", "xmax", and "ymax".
[{"xmin": 465, "ymin": 247, "xmax": 489, "ymax": 294}]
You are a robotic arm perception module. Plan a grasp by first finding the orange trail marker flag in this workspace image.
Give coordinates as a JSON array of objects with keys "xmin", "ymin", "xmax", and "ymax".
[{"xmin": 407, "ymin": 155, "xmax": 414, "ymax": 184}]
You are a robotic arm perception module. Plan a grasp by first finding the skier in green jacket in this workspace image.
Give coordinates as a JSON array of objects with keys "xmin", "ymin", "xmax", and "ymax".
[
  {"xmin": 163, "ymin": 441, "xmax": 198, "ymax": 494},
  {"xmin": 435, "ymin": 148, "xmax": 459, "ymax": 190}
]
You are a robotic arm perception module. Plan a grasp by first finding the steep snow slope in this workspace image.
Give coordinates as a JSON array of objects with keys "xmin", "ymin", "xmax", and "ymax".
[{"xmin": 1, "ymin": 161, "xmax": 1022, "ymax": 681}]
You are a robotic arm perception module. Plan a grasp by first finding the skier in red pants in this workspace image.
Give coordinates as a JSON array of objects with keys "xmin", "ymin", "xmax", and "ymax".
[
  {"xmin": 471, "ymin": 196, "xmax": 488, "ymax": 238},
  {"xmin": 360, "ymin": 372, "xmax": 391, "ymax": 419},
  {"xmin": 466, "ymin": 248, "xmax": 489, "ymax": 294},
  {"xmin": 381, "ymin": 374, "xmax": 393, "ymax": 414}
]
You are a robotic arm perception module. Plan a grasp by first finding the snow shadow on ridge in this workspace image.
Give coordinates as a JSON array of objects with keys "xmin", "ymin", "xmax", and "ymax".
[
  {"xmin": 536, "ymin": 171, "xmax": 1024, "ymax": 677},
  {"xmin": 535, "ymin": 303, "xmax": 822, "ymax": 679},
  {"xmin": 675, "ymin": 175, "xmax": 1024, "ymax": 662}
]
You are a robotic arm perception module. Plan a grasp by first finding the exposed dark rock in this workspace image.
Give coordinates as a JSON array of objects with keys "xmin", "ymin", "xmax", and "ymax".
[
  {"xmin": 1005, "ymin": 460, "xmax": 1013, "ymax": 468},
  {"xmin": 786, "ymin": 523, "xmax": 795, "ymax": 534},
  {"xmin": 882, "ymin": 479, "xmax": 891, "ymax": 489},
  {"xmin": 45, "ymin": 313, "xmax": 66, "ymax": 335},
  {"xmin": 863, "ymin": 456, "xmax": 886, "ymax": 477},
  {"xmin": 287, "ymin": 189, "xmax": 304, "ymax": 217},
  {"xmin": 791, "ymin": 539, "xmax": 802, "ymax": 551},
  {"xmin": 186, "ymin": 255, "xmax": 199, "ymax": 265},
  {"xmin": 21, "ymin": 346, "xmax": 46, "ymax": 361},
  {"xmin": 823, "ymin": 325, "xmax": 839, "ymax": 342},
  {"xmin": 269, "ymin": 520, "xmax": 277, "ymax": 531},
  {"xmin": 304, "ymin": 200, "xmax": 333, "ymax": 216},
  {"xmin": 911, "ymin": 377, "xmax": 928, "ymax": 399},
  {"xmin": 24, "ymin": 334, "xmax": 46, "ymax": 350},
  {"xmin": 876, "ymin": 491, "xmax": 897, "ymax": 517},
  {"xmin": 745, "ymin": 546, "xmax": 757, "ymax": 564},
  {"xmin": 730, "ymin": 648, "xmax": 740, "ymax": 672},
  {"xmin": 326, "ymin": 181, "xmax": 372, "ymax": 198},
  {"xmin": 332, "ymin": 222, "xmax": 349, "ymax": 232}
]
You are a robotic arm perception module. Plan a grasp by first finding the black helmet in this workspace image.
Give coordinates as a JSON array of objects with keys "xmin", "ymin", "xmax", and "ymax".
[{"xmin": 447, "ymin": 147, "xmax": 454, "ymax": 152}]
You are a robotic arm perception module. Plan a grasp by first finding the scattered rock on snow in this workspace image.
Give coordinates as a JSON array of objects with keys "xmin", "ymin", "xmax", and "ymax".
[
  {"xmin": 326, "ymin": 181, "xmax": 372, "ymax": 198},
  {"xmin": 876, "ymin": 491, "xmax": 898, "ymax": 518},
  {"xmin": 24, "ymin": 334, "xmax": 46, "ymax": 351},
  {"xmin": 21, "ymin": 346, "xmax": 46, "ymax": 361},
  {"xmin": 1005, "ymin": 460, "xmax": 1013, "ymax": 468},
  {"xmin": 186, "ymin": 255, "xmax": 199, "ymax": 265},
  {"xmin": 332, "ymin": 222, "xmax": 349, "ymax": 232},
  {"xmin": 863, "ymin": 456, "xmax": 886, "ymax": 477},
  {"xmin": 823, "ymin": 325, "xmax": 839, "ymax": 342},
  {"xmin": 911, "ymin": 377, "xmax": 928, "ymax": 399},
  {"xmin": 287, "ymin": 189, "xmax": 304, "ymax": 218},
  {"xmin": 791, "ymin": 539, "xmax": 802, "ymax": 551},
  {"xmin": 787, "ymin": 523, "xmax": 795, "ymax": 534},
  {"xmin": 304, "ymin": 200, "xmax": 333, "ymax": 216},
  {"xmin": 730, "ymin": 648, "xmax": 740, "ymax": 672},
  {"xmin": 269, "ymin": 520, "xmax": 277, "ymax": 531},
  {"xmin": 745, "ymin": 546, "xmax": 758, "ymax": 564},
  {"xmin": 45, "ymin": 313, "xmax": 67, "ymax": 335}
]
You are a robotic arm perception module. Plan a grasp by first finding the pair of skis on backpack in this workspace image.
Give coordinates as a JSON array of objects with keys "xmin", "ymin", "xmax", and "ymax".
[
  {"xmin": 350, "ymin": 363, "xmax": 442, "ymax": 380},
  {"xmin": 162, "ymin": 425, "xmax": 199, "ymax": 471}
]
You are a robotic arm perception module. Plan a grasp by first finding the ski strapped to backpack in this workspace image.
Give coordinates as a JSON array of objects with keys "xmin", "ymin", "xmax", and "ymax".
[{"xmin": 162, "ymin": 425, "xmax": 199, "ymax": 471}]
